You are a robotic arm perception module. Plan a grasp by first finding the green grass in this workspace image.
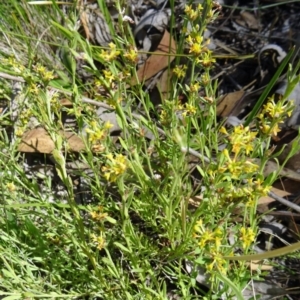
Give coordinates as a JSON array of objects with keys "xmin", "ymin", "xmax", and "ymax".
[{"xmin": 0, "ymin": 0, "xmax": 300, "ymax": 299}]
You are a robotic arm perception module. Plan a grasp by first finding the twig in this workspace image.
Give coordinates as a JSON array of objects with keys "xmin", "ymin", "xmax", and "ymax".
[{"xmin": 268, "ymin": 190, "xmax": 300, "ymax": 213}]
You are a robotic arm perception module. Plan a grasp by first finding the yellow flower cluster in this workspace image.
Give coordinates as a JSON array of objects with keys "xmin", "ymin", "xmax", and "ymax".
[
  {"xmin": 182, "ymin": 103, "xmax": 197, "ymax": 117},
  {"xmin": 220, "ymin": 125, "xmax": 257, "ymax": 156},
  {"xmin": 207, "ymin": 123, "xmax": 270, "ymax": 203},
  {"xmin": 102, "ymin": 70, "xmax": 115, "ymax": 84},
  {"xmin": 99, "ymin": 43, "xmax": 120, "ymax": 62},
  {"xmin": 102, "ymin": 153, "xmax": 128, "ymax": 182},
  {"xmin": 34, "ymin": 64, "xmax": 55, "ymax": 82},
  {"xmin": 184, "ymin": 3, "xmax": 216, "ymax": 66},
  {"xmin": 194, "ymin": 220, "xmax": 227, "ymax": 274},
  {"xmin": 90, "ymin": 206, "xmax": 108, "ymax": 222},
  {"xmin": 219, "ymin": 149, "xmax": 258, "ymax": 179},
  {"xmin": 197, "ymin": 50, "xmax": 216, "ymax": 67},
  {"xmin": 2, "ymin": 56, "xmax": 25, "ymax": 73},
  {"xmin": 14, "ymin": 108, "xmax": 34, "ymax": 137},
  {"xmin": 173, "ymin": 65, "xmax": 187, "ymax": 78},
  {"xmin": 194, "ymin": 220, "xmax": 223, "ymax": 250},
  {"xmin": 193, "ymin": 222, "xmax": 257, "ymax": 274},
  {"xmin": 240, "ymin": 227, "xmax": 255, "ymax": 249},
  {"xmin": 184, "ymin": 4, "xmax": 203, "ymax": 21},
  {"xmin": 186, "ymin": 33, "xmax": 203, "ymax": 57},
  {"xmin": 208, "ymin": 163, "xmax": 270, "ymax": 205},
  {"xmin": 85, "ymin": 120, "xmax": 113, "ymax": 152},
  {"xmin": 123, "ymin": 47, "xmax": 138, "ymax": 64},
  {"xmin": 28, "ymin": 83, "xmax": 39, "ymax": 95},
  {"xmin": 185, "ymin": 31, "xmax": 215, "ymax": 66},
  {"xmin": 6, "ymin": 182, "xmax": 16, "ymax": 193},
  {"xmin": 91, "ymin": 233, "xmax": 106, "ymax": 250},
  {"xmin": 189, "ymin": 81, "xmax": 200, "ymax": 93},
  {"xmin": 159, "ymin": 100, "xmax": 197, "ymax": 122},
  {"xmin": 258, "ymin": 96, "xmax": 294, "ymax": 136},
  {"xmin": 207, "ymin": 124, "xmax": 271, "ymax": 205}
]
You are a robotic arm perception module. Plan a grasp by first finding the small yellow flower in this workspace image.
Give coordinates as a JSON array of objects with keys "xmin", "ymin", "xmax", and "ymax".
[
  {"xmin": 159, "ymin": 109, "xmax": 168, "ymax": 124},
  {"xmin": 219, "ymin": 126, "xmax": 228, "ymax": 134},
  {"xmin": 253, "ymin": 179, "xmax": 271, "ymax": 196},
  {"xmin": 197, "ymin": 51, "xmax": 216, "ymax": 67},
  {"xmin": 173, "ymin": 65, "xmax": 187, "ymax": 78},
  {"xmin": 184, "ymin": 5, "xmax": 193, "ymax": 14},
  {"xmin": 183, "ymin": 103, "xmax": 197, "ymax": 117},
  {"xmin": 189, "ymin": 43, "xmax": 202, "ymax": 56},
  {"xmin": 99, "ymin": 43, "xmax": 120, "ymax": 61},
  {"xmin": 194, "ymin": 219, "xmax": 204, "ymax": 234},
  {"xmin": 103, "ymin": 70, "xmax": 115, "ymax": 83},
  {"xmin": 228, "ymin": 125, "xmax": 257, "ymax": 155},
  {"xmin": 90, "ymin": 207, "xmax": 108, "ymax": 221},
  {"xmin": 104, "ymin": 121, "xmax": 113, "ymax": 130},
  {"xmin": 6, "ymin": 182, "xmax": 16, "ymax": 192},
  {"xmin": 124, "ymin": 48, "xmax": 138, "ymax": 63},
  {"xmin": 240, "ymin": 227, "xmax": 255, "ymax": 249},
  {"xmin": 29, "ymin": 83, "xmax": 39, "ymax": 94},
  {"xmin": 201, "ymin": 73, "xmax": 210, "ymax": 85},
  {"xmin": 91, "ymin": 233, "xmax": 106, "ymax": 250},
  {"xmin": 35, "ymin": 64, "xmax": 54, "ymax": 81},
  {"xmin": 207, "ymin": 252, "xmax": 227, "ymax": 274},
  {"xmin": 36, "ymin": 65, "xmax": 47, "ymax": 74},
  {"xmin": 15, "ymin": 127, "xmax": 25, "ymax": 137},
  {"xmin": 270, "ymin": 123, "xmax": 281, "ymax": 136},
  {"xmin": 190, "ymin": 82, "xmax": 200, "ymax": 93},
  {"xmin": 184, "ymin": 5, "xmax": 198, "ymax": 20},
  {"xmin": 199, "ymin": 230, "xmax": 214, "ymax": 248},
  {"xmin": 197, "ymin": 3, "xmax": 203, "ymax": 11},
  {"xmin": 102, "ymin": 153, "xmax": 128, "ymax": 182},
  {"xmin": 259, "ymin": 96, "xmax": 294, "ymax": 137}
]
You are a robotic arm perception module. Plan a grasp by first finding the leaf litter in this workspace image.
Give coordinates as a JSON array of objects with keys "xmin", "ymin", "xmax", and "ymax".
[{"xmin": 1, "ymin": 0, "xmax": 300, "ymax": 298}]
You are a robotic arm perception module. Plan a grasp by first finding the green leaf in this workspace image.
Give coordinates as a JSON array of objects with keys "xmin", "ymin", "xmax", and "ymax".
[
  {"xmin": 2, "ymin": 296, "xmax": 22, "ymax": 300},
  {"xmin": 223, "ymin": 241, "xmax": 300, "ymax": 261},
  {"xmin": 215, "ymin": 272, "xmax": 244, "ymax": 300},
  {"xmin": 244, "ymin": 47, "xmax": 295, "ymax": 126},
  {"xmin": 114, "ymin": 242, "xmax": 131, "ymax": 253}
]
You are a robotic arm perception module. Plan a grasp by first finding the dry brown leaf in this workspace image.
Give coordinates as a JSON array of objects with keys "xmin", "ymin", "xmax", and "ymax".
[
  {"xmin": 239, "ymin": 11, "xmax": 260, "ymax": 29},
  {"xmin": 80, "ymin": 10, "xmax": 91, "ymax": 41},
  {"xmin": 131, "ymin": 30, "xmax": 176, "ymax": 86},
  {"xmin": 18, "ymin": 128, "xmax": 85, "ymax": 153},
  {"xmin": 188, "ymin": 194, "xmax": 203, "ymax": 207},
  {"xmin": 60, "ymin": 98, "xmax": 73, "ymax": 107},
  {"xmin": 216, "ymin": 90, "xmax": 245, "ymax": 117}
]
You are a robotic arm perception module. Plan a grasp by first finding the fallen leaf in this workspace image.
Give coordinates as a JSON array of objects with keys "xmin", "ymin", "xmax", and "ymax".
[
  {"xmin": 131, "ymin": 30, "xmax": 176, "ymax": 86},
  {"xmin": 18, "ymin": 128, "xmax": 85, "ymax": 153},
  {"xmin": 216, "ymin": 90, "xmax": 245, "ymax": 117},
  {"xmin": 156, "ymin": 68, "xmax": 173, "ymax": 100},
  {"xmin": 240, "ymin": 11, "xmax": 260, "ymax": 30},
  {"xmin": 59, "ymin": 98, "xmax": 73, "ymax": 107}
]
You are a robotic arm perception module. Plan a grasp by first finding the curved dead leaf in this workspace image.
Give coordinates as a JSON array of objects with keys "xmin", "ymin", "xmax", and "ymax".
[{"xmin": 216, "ymin": 90, "xmax": 245, "ymax": 117}]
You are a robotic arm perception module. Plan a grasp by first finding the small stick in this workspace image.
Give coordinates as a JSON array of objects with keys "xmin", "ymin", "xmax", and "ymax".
[{"xmin": 268, "ymin": 190, "xmax": 300, "ymax": 213}]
